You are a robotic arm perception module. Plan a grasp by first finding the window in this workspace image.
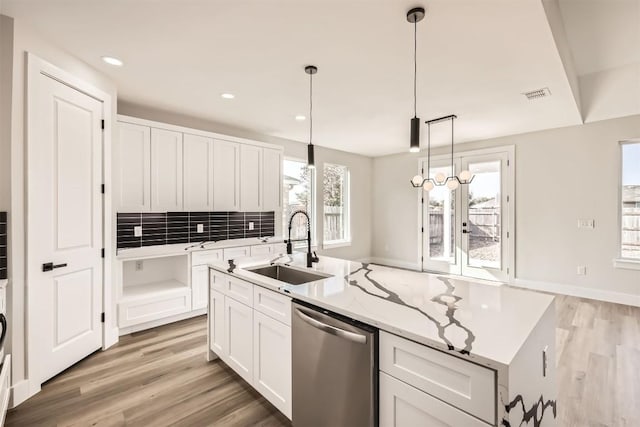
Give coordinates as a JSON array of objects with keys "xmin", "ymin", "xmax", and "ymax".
[
  {"xmin": 621, "ymin": 141, "xmax": 640, "ymax": 260},
  {"xmin": 283, "ymin": 159, "xmax": 314, "ymax": 245},
  {"xmin": 323, "ymin": 163, "xmax": 350, "ymax": 246}
]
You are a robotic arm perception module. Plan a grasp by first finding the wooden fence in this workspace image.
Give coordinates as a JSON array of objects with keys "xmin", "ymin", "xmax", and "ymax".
[
  {"xmin": 428, "ymin": 208, "xmax": 500, "ymax": 243},
  {"xmin": 622, "ymin": 208, "xmax": 640, "ymax": 257}
]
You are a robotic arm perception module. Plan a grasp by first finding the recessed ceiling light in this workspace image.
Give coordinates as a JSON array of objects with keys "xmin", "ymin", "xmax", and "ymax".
[
  {"xmin": 295, "ymin": 115, "xmax": 306, "ymax": 121},
  {"xmin": 101, "ymin": 56, "xmax": 123, "ymax": 66},
  {"xmin": 221, "ymin": 93, "xmax": 235, "ymax": 99}
]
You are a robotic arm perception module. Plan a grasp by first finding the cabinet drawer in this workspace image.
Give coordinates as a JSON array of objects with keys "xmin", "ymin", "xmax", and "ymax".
[
  {"xmin": 223, "ymin": 246, "xmax": 251, "ymax": 261},
  {"xmin": 254, "ymin": 286, "xmax": 291, "ymax": 325},
  {"xmin": 191, "ymin": 249, "xmax": 223, "ymax": 266},
  {"xmin": 250, "ymin": 244, "xmax": 273, "ymax": 256},
  {"xmin": 380, "ymin": 331, "xmax": 495, "ymax": 424},
  {"xmin": 227, "ymin": 277, "xmax": 254, "ymax": 306},
  {"xmin": 210, "ymin": 271, "xmax": 229, "ymax": 293},
  {"xmin": 118, "ymin": 289, "xmax": 191, "ymax": 328},
  {"xmin": 380, "ymin": 372, "xmax": 489, "ymax": 427}
]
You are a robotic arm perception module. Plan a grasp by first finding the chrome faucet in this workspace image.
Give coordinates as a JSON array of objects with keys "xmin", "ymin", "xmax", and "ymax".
[{"xmin": 285, "ymin": 210, "xmax": 319, "ymax": 268}]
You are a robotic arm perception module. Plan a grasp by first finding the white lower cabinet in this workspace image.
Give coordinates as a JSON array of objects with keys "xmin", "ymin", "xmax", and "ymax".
[
  {"xmin": 380, "ymin": 372, "xmax": 489, "ymax": 427},
  {"xmin": 253, "ymin": 311, "xmax": 292, "ymax": 418},
  {"xmin": 191, "ymin": 265, "xmax": 209, "ymax": 310},
  {"xmin": 209, "ymin": 272, "xmax": 292, "ymax": 420},
  {"xmin": 224, "ymin": 296, "xmax": 254, "ymax": 384},
  {"xmin": 209, "ymin": 289, "xmax": 226, "ymax": 357}
]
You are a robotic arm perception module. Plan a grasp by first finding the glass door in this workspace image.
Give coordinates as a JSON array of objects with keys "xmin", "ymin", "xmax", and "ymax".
[{"xmin": 422, "ymin": 149, "xmax": 511, "ymax": 282}]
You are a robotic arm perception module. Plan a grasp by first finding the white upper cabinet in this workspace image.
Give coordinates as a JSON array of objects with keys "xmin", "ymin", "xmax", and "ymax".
[
  {"xmin": 213, "ymin": 140, "xmax": 240, "ymax": 211},
  {"xmin": 240, "ymin": 144, "xmax": 263, "ymax": 212},
  {"xmin": 262, "ymin": 148, "xmax": 283, "ymax": 211},
  {"xmin": 183, "ymin": 133, "xmax": 214, "ymax": 211},
  {"xmin": 115, "ymin": 122, "xmax": 151, "ymax": 211},
  {"xmin": 150, "ymin": 128, "xmax": 183, "ymax": 211}
]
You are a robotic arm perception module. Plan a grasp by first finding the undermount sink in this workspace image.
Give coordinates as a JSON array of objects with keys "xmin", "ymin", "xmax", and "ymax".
[{"xmin": 247, "ymin": 265, "xmax": 331, "ymax": 285}]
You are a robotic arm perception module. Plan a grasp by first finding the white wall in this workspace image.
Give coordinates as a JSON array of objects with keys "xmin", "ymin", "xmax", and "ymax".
[
  {"xmin": 372, "ymin": 115, "xmax": 640, "ymax": 304},
  {"xmin": 117, "ymin": 101, "xmax": 374, "ymax": 261},
  {"xmin": 3, "ymin": 14, "xmax": 118, "ymax": 403}
]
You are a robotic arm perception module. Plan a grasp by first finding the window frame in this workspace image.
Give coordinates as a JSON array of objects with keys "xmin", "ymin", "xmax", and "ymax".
[
  {"xmin": 282, "ymin": 157, "xmax": 316, "ymax": 249},
  {"xmin": 615, "ymin": 139, "xmax": 640, "ymax": 270},
  {"xmin": 322, "ymin": 163, "xmax": 351, "ymax": 248}
]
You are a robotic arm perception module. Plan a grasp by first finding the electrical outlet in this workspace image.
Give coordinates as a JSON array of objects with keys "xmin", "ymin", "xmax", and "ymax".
[
  {"xmin": 248, "ymin": 221, "xmax": 255, "ymax": 231},
  {"xmin": 134, "ymin": 226, "xmax": 142, "ymax": 237},
  {"xmin": 197, "ymin": 223, "xmax": 204, "ymax": 233},
  {"xmin": 576, "ymin": 266, "xmax": 586, "ymax": 275},
  {"xmin": 577, "ymin": 219, "xmax": 595, "ymax": 229},
  {"xmin": 135, "ymin": 260, "xmax": 143, "ymax": 271}
]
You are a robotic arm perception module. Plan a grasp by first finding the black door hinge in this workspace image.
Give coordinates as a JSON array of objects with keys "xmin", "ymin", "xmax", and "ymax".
[
  {"xmin": 101, "ymin": 120, "xmax": 105, "ymax": 130},
  {"xmin": 101, "ymin": 248, "xmax": 105, "ymax": 258},
  {"xmin": 421, "ymin": 227, "xmax": 424, "ymax": 233},
  {"xmin": 101, "ymin": 312, "xmax": 105, "ymax": 323},
  {"xmin": 101, "ymin": 184, "xmax": 105, "ymax": 194}
]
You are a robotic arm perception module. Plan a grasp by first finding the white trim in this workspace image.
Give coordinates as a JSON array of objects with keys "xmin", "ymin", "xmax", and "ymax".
[
  {"xmin": 117, "ymin": 114, "xmax": 284, "ymax": 152},
  {"xmin": 512, "ymin": 278, "xmax": 640, "ymax": 307},
  {"xmin": 323, "ymin": 240, "xmax": 352, "ymax": 250},
  {"xmin": 26, "ymin": 53, "xmax": 114, "ymax": 402},
  {"xmin": 118, "ymin": 308, "xmax": 206, "ymax": 335},
  {"xmin": 618, "ymin": 139, "xmax": 640, "ymax": 262},
  {"xmin": 9, "ymin": 379, "xmax": 31, "ymax": 408},
  {"xmin": 613, "ymin": 258, "xmax": 640, "ymax": 271}
]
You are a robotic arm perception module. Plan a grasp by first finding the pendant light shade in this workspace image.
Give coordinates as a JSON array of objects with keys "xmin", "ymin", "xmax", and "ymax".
[
  {"xmin": 305, "ymin": 65, "xmax": 317, "ymax": 169},
  {"xmin": 407, "ymin": 7, "xmax": 425, "ymax": 153}
]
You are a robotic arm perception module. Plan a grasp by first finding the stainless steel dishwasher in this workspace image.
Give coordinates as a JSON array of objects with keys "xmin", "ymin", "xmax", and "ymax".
[{"xmin": 292, "ymin": 301, "xmax": 378, "ymax": 427}]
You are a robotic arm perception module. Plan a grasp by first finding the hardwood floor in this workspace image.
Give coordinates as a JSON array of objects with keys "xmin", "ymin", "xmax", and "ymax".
[
  {"xmin": 6, "ymin": 316, "xmax": 291, "ymax": 427},
  {"xmin": 6, "ymin": 295, "xmax": 640, "ymax": 426}
]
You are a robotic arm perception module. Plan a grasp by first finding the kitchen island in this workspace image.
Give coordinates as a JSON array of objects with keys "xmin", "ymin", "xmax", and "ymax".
[{"xmin": 208, "ymin": 253, "xmax": 557, "ymax": 426}]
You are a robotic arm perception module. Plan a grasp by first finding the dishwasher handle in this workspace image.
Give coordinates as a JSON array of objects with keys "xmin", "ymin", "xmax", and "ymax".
[{"xmin": 295, "ymin": 307, "xmax": 367, "ymax": 344}]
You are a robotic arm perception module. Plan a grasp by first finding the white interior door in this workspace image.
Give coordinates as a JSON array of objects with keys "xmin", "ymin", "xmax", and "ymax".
[
  {"xmin": 29, "ymin": 72, "xmax": 104, "ymax": 383},
  {"xmin": 422, "ymin": 149, "xmax": 512, "ymax": 282}
]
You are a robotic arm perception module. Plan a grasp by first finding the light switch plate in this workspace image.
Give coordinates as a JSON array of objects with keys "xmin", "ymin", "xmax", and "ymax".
[
  {"xmin": 576, "ymin": 266, "xmax": 586, "ymax": 275},
  {"xmin": 577, "ymin": 219, "xmax": 595, "ymax": 229},
  {"xmin": 248, "ymin": 221, "xmax": 255, "ymax": 231},
  {"xmin": 134, "ymin": 226, "xmax": 142, "ymax": 237},
  {"xmin": 197, "ymin": 223, "xmax": 204, "ymax": 233}
]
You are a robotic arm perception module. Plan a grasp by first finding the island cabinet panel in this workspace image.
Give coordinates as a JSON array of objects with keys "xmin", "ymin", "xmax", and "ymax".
[
  {"xmin": 224, "ymin": 296, "xmax": 254, "ymax": 384},
  {"xmin": 209, "ymin": 288, "xmax": 226, "ymax": 358},
  {"xmin": 380, "ymin": 331, "xmax": 495, "ymax": 425},
  {"xmin": 150, "ymin": 128, "xmax": 183, "ymax": 211},
  {"xmin": 115, "ymin": 122, "xmax": 151, "ymax": 211},
  {"xmin": 240, "ymin": 144, "xmax": 263, "ymax": 211},
  {"xmin": 191, "ymin": 265, "xmax": 209, "ymax": 310},
  {"xmin": 213, "ymin": 140, "xmax": 240, "ymax": 211},
  {"xmin": 183, "ymin": 133, "xmax": 215, "ymax": 211},
  {"xmin": 253, "ymin": 310, "xmax": 292, "ymax": 419},
  {"xmin": 379, "ymin": 372, "xmax": 489, "ymax": 427}
]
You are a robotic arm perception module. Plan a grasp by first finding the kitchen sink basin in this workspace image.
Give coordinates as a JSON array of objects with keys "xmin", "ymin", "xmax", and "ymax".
[{"xmin": 247, "ymin": 265, "xmax": 331, "ymax": 285}]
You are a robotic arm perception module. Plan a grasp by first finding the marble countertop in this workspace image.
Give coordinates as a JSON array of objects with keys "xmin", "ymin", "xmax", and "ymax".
[
  {"xmin": 116, "ymin": 237, "xmax": 285, "ymax": 260},
  {"xmin": 209, "ymin": 252, "xmax": 555, "ymax": 369}
]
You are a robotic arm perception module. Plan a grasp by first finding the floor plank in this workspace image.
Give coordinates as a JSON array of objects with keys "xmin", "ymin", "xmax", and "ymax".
[{"xmin": 6, "ymin": 295, "xmax": 640, "ymax": 426}]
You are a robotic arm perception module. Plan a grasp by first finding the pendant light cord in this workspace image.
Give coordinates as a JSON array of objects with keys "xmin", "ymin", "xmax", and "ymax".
[
  {"xmin": 427, "ymin": 123, "xmax": 431, "ymax": 176},
  {"xmin": 451, "ymin": 116, "xmax": 455, "ymax": 174},
  {"xmin": 309, "ymin": 72, "xmax": 313, "ymax": 145},
  {"xmin": 413, "ymin": 20, "xmax": 417, "ymax": 118}
]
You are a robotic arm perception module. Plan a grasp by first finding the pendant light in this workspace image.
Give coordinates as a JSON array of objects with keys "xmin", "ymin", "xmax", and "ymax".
[
  {"xmin": 407, "ymin": 7, "xmax": 425, "ymax": 153},
  {"xmin": 410, "ymin": 115, "xmax": 474, "ymax": 191},
  {"xmin": 305, "ymin": 65, "xmax": 317, "ymax": 169}
]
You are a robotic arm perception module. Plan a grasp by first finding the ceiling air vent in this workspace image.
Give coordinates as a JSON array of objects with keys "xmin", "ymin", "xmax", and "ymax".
[{"xmin": 523, "ymin": 87, "xmax": 551, "ymax": 100}]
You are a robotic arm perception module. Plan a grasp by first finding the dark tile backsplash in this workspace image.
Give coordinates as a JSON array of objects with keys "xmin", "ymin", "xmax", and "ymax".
[
  {"xmin": 117, "ymin": 211, "xmax": 275, "ymax": 249},
  {"xmin": 0, "ymin": 212, "xmax": 7, "ymax": 280}
]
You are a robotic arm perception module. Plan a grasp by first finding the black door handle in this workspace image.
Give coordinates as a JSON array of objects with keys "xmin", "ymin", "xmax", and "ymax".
[
  {"xmin": 42, "ymin": 262, "xmax": 68, "ymax": 272},
  {"xmin": 462, "ymin": 229, "xmax": 470, "ymax": 234}
]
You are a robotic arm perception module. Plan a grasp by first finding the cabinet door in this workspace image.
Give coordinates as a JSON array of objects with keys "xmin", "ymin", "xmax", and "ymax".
[
  {"xmin": 213, "ymin": 140, "xmax": 240, "ymax": 211},
  {"xmin": 191, "ymin": 265, "xmax": 209, "ymax": 310},
  {"xmin": 379, "ymin": 372, "xmax": 488, "ymax": 427},
  {"xmin": 253, "ymin": 311, "xmax": 291, "ymax": 419},
  {"xmin": 209, "ymin": 289, "xmax": 225, "ymax": 357},
  {"xmin": 240, "ymin": 144, "xmax": 262, "ymax": 211},
  {"xmin": 262, "ymin": 148, "xmax": 283, "ymax": 211},
  {"xmin": 151, "ymin": 128, "xmax": 183, "ymax": 211},
  {"xmin": 224, "ymin": 297, "xmax": 253, "ymax": 384},
  {"xmin": 183, "ymin": 133, "xmax": 214, "ymax": 211},
  {"xmin": 116, "ymin": 122, "xmax": 150, "ymax": 211}
]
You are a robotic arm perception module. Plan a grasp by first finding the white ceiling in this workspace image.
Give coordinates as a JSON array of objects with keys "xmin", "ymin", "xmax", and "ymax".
[{"xmin": 2, "ymin": 0, "xmax": 637, "ymax": 156}]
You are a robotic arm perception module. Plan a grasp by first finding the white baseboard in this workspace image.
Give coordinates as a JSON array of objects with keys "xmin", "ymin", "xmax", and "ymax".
[
  {"xmin": 511, "ymin": 278, "xmax": 640, "ymax": 307},
  {"xmin": 10, "ymin": 379, "xmax": 34, "ymax": 408},
  {"xmin": 358, "ymin": 257, "xmax": 421, "ymax": 271},
  {"xmin": 118, "ymin": 309, "xmax": 207, "ymax": 336}
]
